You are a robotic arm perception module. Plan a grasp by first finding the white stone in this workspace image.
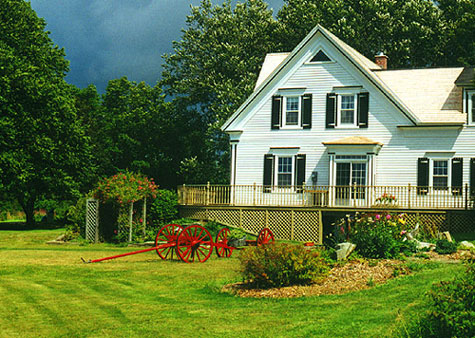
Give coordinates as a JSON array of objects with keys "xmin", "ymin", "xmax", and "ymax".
[
  {"xmin": 336, "ymin": 242, "xmax": 356, "ymax": 260},
  {"xmin": 413, "ymin": 240, "xmax": 436, "ymax": 251},
  {"xmin": 459, "ymin": 241, "xmax": 475, "ymax": 250},
  {"xmin": 441, "ymin": 231, "xmax": 453, "ymax": 242}
]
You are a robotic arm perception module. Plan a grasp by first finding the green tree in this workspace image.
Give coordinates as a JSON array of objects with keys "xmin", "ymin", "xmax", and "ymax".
[
  {"xmin": 276, "ymin": 0, "xmax": 446, "ymax": 68},
  {"xmin": 161, "ymin": 0, "xmax": 278, "ymax": 183},
  {"xmin": 0, "ymin": 0, "xmax": 92, "ymax": 226},
  {"xmin": 438, "ymin": 0, "xmax": 475, "ymax": 66},
  {"xmin": 94, "ymin": 77, "xmax": 183, "ymax": 188}
]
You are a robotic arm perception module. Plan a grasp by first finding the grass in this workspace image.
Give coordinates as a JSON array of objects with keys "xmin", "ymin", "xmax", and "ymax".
[{"xmin": 0, "ymin": 229, "xmax": 466, "ymax": 337}]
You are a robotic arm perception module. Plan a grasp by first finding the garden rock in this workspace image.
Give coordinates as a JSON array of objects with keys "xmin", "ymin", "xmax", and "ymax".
[
  {"xmin": 413, "ymin": 240, "xmax": 436, "ymax": 251},
  {"xmin": 459, "ymin": 241, "xmax": 475, "ymax": 250},
  {"xmin": 336, "ymin": 242, "xmax": 356, "ymax": 260},
  {"xmin": 440, "ymin": 231, "xmax": 453, "ymax": 242}
]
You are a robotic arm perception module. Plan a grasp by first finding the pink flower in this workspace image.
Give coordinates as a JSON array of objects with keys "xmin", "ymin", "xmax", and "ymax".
[
  {"xmin": 400, "ymin": 230, "xmax": 406, "ymax": 235},
  {"xmin": 375, "ymin": 214, "xmax": 381, "ymax": 220},
  {"xmin": 386, "ymin": 214, "xmax": 391, "ymax": 220}
]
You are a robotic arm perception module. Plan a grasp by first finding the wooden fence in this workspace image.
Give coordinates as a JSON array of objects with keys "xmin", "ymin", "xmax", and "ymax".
[{"xmin": 178, "ymin": 184, "xmax": 472, "ymax": 210}]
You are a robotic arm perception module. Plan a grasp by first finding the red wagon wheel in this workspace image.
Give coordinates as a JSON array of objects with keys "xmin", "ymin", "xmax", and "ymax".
[
  {"xmin": 215, "ymin": 228, "xmax": 233, "ymax": 258},
  {"xmin": 155, "ymin": 224, "xmax": 183, "ymax": 260},
  {"xmin": 257, "ymin": 228, "xmax": 275, "ymax": 246},
  {"xmin": 176, "ymin": 225, "xmax": 213, "ymax": 263}
]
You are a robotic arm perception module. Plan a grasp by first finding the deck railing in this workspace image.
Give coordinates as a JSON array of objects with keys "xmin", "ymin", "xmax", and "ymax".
[{"xmin": 178, "ymin": 183, "xmax": 472, "ymax": 210}]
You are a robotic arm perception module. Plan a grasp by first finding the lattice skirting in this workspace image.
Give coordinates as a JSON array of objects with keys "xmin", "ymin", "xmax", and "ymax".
[
  {"xmin": 180, "ymin": 206, "xmax": 322, "ymax": 243},
  {"xmin": 179, "ymin": 206, "xmax": 475, "ymax": 244}
]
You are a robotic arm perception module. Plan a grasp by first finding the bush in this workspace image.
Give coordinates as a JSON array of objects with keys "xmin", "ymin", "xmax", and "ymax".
[
  {"xmin": 397, "ymin": 259, "xmax": 475, "ymax": 337},
  {"xmin": 149, "ymin": 190, "xmax": 178, "ymax": 225},
  {"xmin": 66, "ymin": 195, "xmax": 90, "ymax": 238},
  {"xmin": 347, "ymin": 213, "xmax": 411, "ymax": 259},
  {"xmin": 239, "ymin": 243, "xmax": 330, "ymax": 288},
  {"xmin": 435, "ymin": 239, "xmax": 457, "ymax": 255}
]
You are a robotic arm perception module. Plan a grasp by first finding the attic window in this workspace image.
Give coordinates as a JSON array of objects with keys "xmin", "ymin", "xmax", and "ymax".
[{"xmin": 310, "ymin": 50, "xmax": 331, "ymax": 62}]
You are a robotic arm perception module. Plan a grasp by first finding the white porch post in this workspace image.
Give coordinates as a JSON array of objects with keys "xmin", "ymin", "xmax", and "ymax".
[
  {"xmin": 367, "ymin": 153, "xmax": 375, "ymax": 207},
  {"xmin": 230, "ymin": 141, "xmax": 238, "ymax": 205},
  {"xmin": 328, "ymin": 153, "xmax": 335, "ymax": 207}
]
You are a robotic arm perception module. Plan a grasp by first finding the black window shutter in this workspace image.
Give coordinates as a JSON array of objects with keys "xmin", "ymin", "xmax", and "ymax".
[
  {"xmin": 301, "ymin": 94, "xmax": 312, "ymax": 129},
  {"xmin": 451, "ymin": 158, "xmax": 463, "ymax": 195},
  {"xmin": 295, "ymin": 154, "xmax": 306, "ymax": 192},
  {"xmin": 471, "ymin": 158, "xmax": 475, "ymax": 197},
  {"xmin": 271, "ymin": 96, "xmax": 281, "ymax": 130},
  {"xmin": 357, "ymin": 92, "xmax": 369, "ymax": 128},
  {"xmin": 263, "ymin": 154, "xmax": 274, "ymax": 192},
  {"xmin": 326, "ymin": 93, "xmax": 336, "ymax": 128},
  {"xmin": 417, "ymin": 158, "xmax": 429, "ymax": 195}
]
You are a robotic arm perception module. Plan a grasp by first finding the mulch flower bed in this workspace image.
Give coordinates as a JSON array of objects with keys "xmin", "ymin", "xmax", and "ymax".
[{"xmin": 223, "ymin": 250, "xmax": 473, "ymax": 299}]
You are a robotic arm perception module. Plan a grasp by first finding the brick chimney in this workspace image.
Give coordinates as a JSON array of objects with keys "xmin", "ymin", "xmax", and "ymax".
[{"xmin": 375, "ymin": 52, "xmax": 388, "ymax": 70}]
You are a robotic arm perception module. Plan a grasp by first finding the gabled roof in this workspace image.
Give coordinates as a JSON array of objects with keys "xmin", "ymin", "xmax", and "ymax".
[
  {"xmin": 255, "ymin": 53, "xmax": 289, "ymax": 89},
  {"xmin": 222, "ymin": 25, "xmax": 466, "ymax": 131},
  {"xmin": 222, "ymin": 25, "xmax": 420, "ymax": 131},
  {"xmin": 374, "ymin": 68, "xmax": 466, "ymax": 124}
]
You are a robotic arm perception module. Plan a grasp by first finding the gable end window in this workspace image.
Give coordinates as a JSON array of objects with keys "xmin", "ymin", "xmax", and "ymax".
[
  {"xmin": 271, "ymin": 94, "xmax": 312, "ymax": 130},
  {"xmin": 326, "ymin": 91, "xmax": 369, "ymax": 128},
  {"xmin": 310, "ymin": 50, "xmax": 331, "ymax": 62}
]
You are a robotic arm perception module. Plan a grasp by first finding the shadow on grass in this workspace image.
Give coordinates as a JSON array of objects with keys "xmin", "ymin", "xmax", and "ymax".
[{"xmin": 0, "ymin": 221, "xmax": 64, "ymax": 231}]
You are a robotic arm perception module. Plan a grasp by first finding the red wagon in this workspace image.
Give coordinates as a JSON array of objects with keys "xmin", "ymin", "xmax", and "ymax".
[{"xmin": 84, "ymin": 224, "xmax": 275, "ymax": 264}]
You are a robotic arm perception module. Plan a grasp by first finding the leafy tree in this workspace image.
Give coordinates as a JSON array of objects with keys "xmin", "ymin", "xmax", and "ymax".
[
  {"xmin": 438, "ymin": 0, "xmax": 475, "ymax": 66},
  {"xmin": 276, "ymin": 0, "xmax": 446, "ymax": 68},
  {"xmin": 0, "ymin": 0, "xmax": 92, "ymax": 226},
  {"xmin": 161, "ymin": 0, "xmax": 279, "ymax": 183},
  {"xmin": 93, "ymin": 77, "xmax": 184, "ymax": 188}
]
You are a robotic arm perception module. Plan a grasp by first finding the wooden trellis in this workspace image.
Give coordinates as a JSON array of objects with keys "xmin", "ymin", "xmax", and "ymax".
[{"xmin": 85, "ymin": 198, "xmax": 99, "ymax": 243}]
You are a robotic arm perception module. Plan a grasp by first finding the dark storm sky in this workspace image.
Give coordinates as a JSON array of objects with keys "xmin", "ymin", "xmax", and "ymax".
[{"xmin": 29, "ymin": 0, "xmax": 284, "ymax": 92}]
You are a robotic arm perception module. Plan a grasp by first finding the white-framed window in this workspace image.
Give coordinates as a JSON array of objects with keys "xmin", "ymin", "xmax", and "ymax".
[
  {"xmin": 284, "ymin": 96, "xmax": 300, "ymax": 127},
  {"xmin": 466, "ymin": 89, "xmax": 475, "ymax": 125},
  {"xmin": 276, "ymin": 156, "xmax": 293, "ymax": 186},
  {"xmin": 337, "ymin": 94, "xmax": 358, "ymax": 127},
  {"xmin": 431, "ymin": 159, "xmax": 450, "ymax": 191}
]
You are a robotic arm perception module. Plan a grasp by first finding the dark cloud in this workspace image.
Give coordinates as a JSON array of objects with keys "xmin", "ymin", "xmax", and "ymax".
[{"xmin": 29, "ymin": 0, "xmax": 283, "ymax": 92}]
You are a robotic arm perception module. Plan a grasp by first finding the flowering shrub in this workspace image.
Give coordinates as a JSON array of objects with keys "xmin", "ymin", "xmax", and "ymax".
[
  {"xmin": 239, "ymin": 243, "xmax": 330, "ymax": 288},
  {"xmin": 94, "ymin": 171, "xmax": 158, "ymax": 205},
  {"xmin": 341, "ymin": 212, "xmax": 412, "ymax": 259},
  {"xmin": 92, "ymin": 171, "xmax": 158, "ymax": 242},
  {"xmin": 374, "ymin": 193, "xmax": 397, "ymax": 205}
]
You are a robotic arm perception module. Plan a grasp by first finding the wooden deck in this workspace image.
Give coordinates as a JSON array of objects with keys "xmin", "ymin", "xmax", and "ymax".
[{"xmin": 178, "ymin": 184, "xmax": 472, "ymax": 210}]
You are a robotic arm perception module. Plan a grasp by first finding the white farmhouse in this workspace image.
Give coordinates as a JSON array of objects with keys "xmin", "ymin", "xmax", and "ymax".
[{"xmin": 219, "ymin": 24, "xmax": 475, "ymax": 210}]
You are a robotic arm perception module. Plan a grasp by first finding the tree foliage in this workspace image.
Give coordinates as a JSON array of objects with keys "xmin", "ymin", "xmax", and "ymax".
[
  {"xmin": 277, "ymin": 0, "xmax": 447, "ymax": 68},
  {"xmin": 0, "ymin": 0, "xmax": 92, "ymax": 226},
  {"xmin": 161, "ymin": 0, "xmax": 279, "ymax": 183},
  {"xmin": 438, "ymin": 0, "xmax": 475, "ymax": 66}
]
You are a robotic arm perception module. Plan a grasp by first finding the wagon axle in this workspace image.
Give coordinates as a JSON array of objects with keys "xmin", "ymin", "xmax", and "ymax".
[{"xmin": 84, "ymin": 224, "xmax": 274, "ymax": 264}]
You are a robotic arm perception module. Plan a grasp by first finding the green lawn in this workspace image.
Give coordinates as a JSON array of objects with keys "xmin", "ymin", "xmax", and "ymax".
[{"xmin": 0, "ymin": 229, "xmax": 464, "ymax": 337}]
